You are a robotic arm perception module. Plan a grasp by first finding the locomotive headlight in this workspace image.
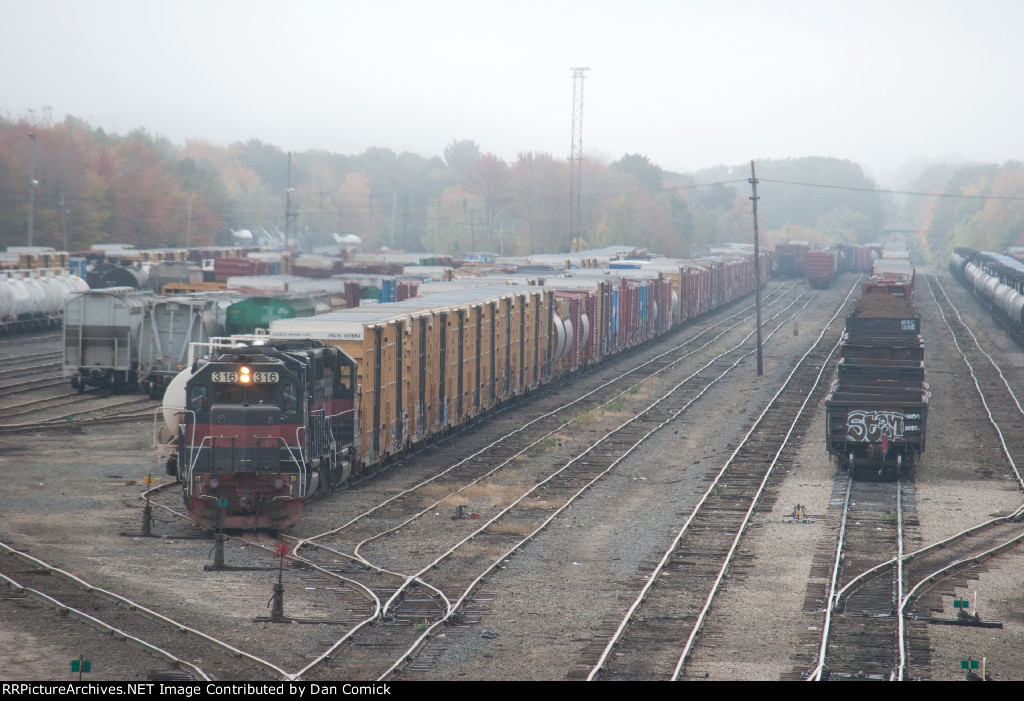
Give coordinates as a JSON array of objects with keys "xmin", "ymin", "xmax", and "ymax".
[
  {"xmin": 274, "ymin": 479, "xmax": 284, "ymax": 489},
  {"xmin": 240, "ymin": 366, "xmax": 251, "ymax": 383},
  {"xmin": 210, "ymin": 478, "xmax": 220, "ymax": 489}
]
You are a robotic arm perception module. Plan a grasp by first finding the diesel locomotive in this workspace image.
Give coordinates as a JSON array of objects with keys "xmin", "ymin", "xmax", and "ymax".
[{"xmin": 173, "ymin": 341, "xmax": 355, "ymax": 529}]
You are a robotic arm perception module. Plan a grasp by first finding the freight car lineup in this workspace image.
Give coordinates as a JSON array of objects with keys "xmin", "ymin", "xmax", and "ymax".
[
  {"xmin": 0, "ymin": 269, "xmax": 88, "ymax": 334},
  {"xmin": 160, "ymin": 252, "xmax": 769, "ymax": 530},
  {"xmin": 7, "ymin": 238, "xmax": 932, "ymax": 535},
  {"xmin": 949, "ymin": 247, "xmax": 1024, "ymax": 343}
]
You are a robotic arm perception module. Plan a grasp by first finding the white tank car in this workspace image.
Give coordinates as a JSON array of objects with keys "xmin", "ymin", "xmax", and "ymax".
[{"xmin": 159, "ymin": 365, "xmax": 193, "ymax": 444}]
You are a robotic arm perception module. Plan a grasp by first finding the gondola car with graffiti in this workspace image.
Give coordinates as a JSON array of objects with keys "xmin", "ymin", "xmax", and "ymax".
[{"xmin": 825, "ymin": 293, "xmax": 929, "ymax": 477}]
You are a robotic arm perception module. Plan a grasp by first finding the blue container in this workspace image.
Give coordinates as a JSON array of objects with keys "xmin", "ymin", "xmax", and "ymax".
[
  {"xmin": 69, "ymin": 258, "xmax": 89, "ymax": 279},
  {"xmin": 378, "ymin": 278, "xmax": 398, "ymax": 303}
]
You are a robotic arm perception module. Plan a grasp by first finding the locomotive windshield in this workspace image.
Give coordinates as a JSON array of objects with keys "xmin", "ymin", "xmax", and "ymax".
[{"xmin": 211, "ymin": 382, "xmax": 279, "ymax": 406}]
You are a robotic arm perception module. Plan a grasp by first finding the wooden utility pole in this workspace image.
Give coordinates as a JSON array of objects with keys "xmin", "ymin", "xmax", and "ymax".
[{"xmin": 750, "ymin": 160, "xmax": 764, "ymax": 376}]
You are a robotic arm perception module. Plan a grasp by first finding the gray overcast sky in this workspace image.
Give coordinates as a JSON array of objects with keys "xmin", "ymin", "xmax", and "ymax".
[{"xmin": 3, "ymin": 0, "xmax": 1022, "ymax": 181}]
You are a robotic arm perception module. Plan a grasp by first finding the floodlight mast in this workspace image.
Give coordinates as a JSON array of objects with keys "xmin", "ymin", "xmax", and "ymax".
[
  {"xmin": 27, "ymin": 131, "xmax": 37, "ymax": 247},
  {"xmin": 569, "ymin": 67, "xmax": 589, "ymax": 254}
]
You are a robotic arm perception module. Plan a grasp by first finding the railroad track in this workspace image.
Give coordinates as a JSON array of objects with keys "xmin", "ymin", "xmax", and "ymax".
[
  {"xmin": 0, "ymin": 350, "xmax": 62, "ymax": 375},
  {"xmin": 0, "ymin": 339, "xmax": 64, "ymax": 396},
  {"xmin": 927, "ymin": 275, "xmax": 1024, "ymax": 491},
  {"xmin": 297, "ymin": 284, "xmax": 805, "ymax": 553},
  {"xmin": 0, "ymin": 331, "xmax": 62, "ymax": 350},
  {"xmin": 0, "ymin": 542, "xmax": 291, "ymax": 681},
  {"xmin": 0, "ymin": 395, "xmax": 159, "ymax": 432},
  {"xmin": 0, "ymin": 374, "xmax": 66, "ymax": 397},
  {"xmin": 304, "ymin": 284, "xmax": 822, "ymax": 681},
  {"xmin": 5, "ymin": 281, "xmax": 881, "ymax": 682},
  {"xmin": 802, "ymin": 476, "xmax": 912, "ymax": 680},
  {"xmin": 581, "ymin": 277, "xmax": 859, "ymax": 681}
]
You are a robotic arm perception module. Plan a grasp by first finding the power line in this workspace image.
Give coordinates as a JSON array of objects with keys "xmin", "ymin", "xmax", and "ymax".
[
  {"xmin": 758, "ymin": 178, "xmax": 1024, "ymax": 202},
  {"xmin": 9, "ymin": 175, "xmax": 1023, "ymax": 228}
]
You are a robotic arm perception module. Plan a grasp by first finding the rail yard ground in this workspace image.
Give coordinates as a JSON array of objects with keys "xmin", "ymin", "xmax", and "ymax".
[{"xmin": 1, "ymin": 269, "xmax": 1022, "ymax": 681}]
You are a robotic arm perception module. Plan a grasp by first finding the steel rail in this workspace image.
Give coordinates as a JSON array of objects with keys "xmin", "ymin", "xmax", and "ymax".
[
  {"xmin": 378, "ymin": 290, "xmax": 817, "ymax": 624},
  {"xmin": 805, "ymin": 476, "xmax": 854, "ymax": 681},
  {"xmin": 0, "ymin": 570, "xmax": 210, "ymax": 681},
  {"xmin": 350, "ymin": 288, "xmax": 811, "ymax": 567},
  {"xmin": 585, "ymin": 276, "xmax": 858, "ymax": 681},
  {"xmin": 811, "ymin": 274, "xmax": 1024, "ymax": 681},
  {"xmin": 131, "ymin": 484, "xmax": 389, "ymax": 683},
  {"xmin": 898, "ymin": 531, "xmax": 1024, "ymax": 627},
  {"xmin": 0, "ymin": 541, "xmax": 292, "ymax": 680},
  {"xmin": 929, "ymin": 276, "xmax": 1024, "ymax": 491},
  {"xmin": 667, "ymin": 279, "xmax": 857, "ymax": 681},
  {"xmin": 895, "ymin": 478, "xmax": 906, "ymax": 681}
]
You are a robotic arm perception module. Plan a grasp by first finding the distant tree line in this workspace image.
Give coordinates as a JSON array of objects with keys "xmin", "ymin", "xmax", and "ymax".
[
  {"xmin": 899, "ymin": 161, "xmax": 1024, "ymax": 262},
  {"xmin": 6, "ymin": 111, "xmax": 1015, "ymax": 261}
]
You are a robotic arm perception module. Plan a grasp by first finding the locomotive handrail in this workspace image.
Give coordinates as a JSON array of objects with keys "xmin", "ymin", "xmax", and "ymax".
[
  {"xmin": 251, "ymin": 434, "xmax": 306, "ymax": 496},
  {"xmin": 179, "ymin": 408, "xmax": 199, "ymax": 494},
  {"xmin": 185, "ymin": 433, "xmax": 218, "ymax": 488}
]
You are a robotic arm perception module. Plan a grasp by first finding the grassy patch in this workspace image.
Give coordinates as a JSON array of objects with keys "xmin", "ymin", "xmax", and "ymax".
[
  {"xmin": 530, "ymin": 435, "xmax": 558, "ymax": 456},
  {"xmin": 454, "ymin": 543, "xmax": 507, "ymax": 559},
  {"xmin": 486, "ymin": 521, "xmax": 536, "ymax": 536}
]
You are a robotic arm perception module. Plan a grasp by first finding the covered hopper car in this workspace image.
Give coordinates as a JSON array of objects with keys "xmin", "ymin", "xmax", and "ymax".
[{"xmin": 63, "ymin": 287, "xmax": 154, "ymax": 393}]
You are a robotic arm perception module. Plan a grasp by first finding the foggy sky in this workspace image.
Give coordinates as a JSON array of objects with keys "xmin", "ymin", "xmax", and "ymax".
[{"xmin": 2, "ymin": 0, "xmax": 1022, "ymax": 182}]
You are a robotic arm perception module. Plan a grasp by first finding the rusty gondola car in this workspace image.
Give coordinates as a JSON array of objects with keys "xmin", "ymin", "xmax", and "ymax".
[{"xmin": 826, "ymin": 294, "xmax": 929, "ymax": 477}]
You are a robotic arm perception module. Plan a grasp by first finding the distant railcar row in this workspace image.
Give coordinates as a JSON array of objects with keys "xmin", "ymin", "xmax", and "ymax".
[
  {"xmin": 0, "ymin": 270, "xmax": 89, "ymax": 335},
  {"xmin": 159, "ymin": 250, "xmax": 769, "ymax": 530},
  {"xmin": 770, "ymin": 238, "xmax": 915, "ymax": 294},
  {"xmin": 772, "ymin": 241, "xmax": 884, "ymax": 288},
  {"xmin": 949, "ymin": 248, "xmax": 1024, "ymax": 343}
]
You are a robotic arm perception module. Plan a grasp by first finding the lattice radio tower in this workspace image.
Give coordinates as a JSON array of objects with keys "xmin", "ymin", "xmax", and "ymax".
[{"xmin": 569, "ymin": 67, "xmax": 589, "ymax": 253}]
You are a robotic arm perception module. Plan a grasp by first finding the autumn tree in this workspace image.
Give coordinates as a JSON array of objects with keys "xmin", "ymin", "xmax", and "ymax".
[
  {"xmin": 509, "ymin": 152, "xmax": 568, "ymax": 255},
  {"xmin": 464, "ymin": 153, "xmax": 511, "ymax": 250},
  {"xmin": 613, "ymin": 153, "xmax": 663, "ymax": 191},
  {"xmin": 444, "ymin": 140, "xmax": 480, "ymax": 182}
]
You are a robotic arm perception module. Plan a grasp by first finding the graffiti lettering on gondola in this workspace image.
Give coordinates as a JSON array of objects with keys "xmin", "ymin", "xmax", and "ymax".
[{"xmin": 846, "ymin": 410, "xmax": 907, "ymax": 442}]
